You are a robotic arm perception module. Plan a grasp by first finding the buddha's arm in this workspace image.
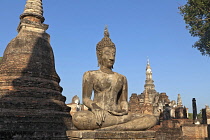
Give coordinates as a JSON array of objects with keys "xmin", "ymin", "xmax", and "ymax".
[
  {"xmin": 120, "ymin": 76, "xmax": 128, "ymax": 113},
  {"xmin": 82, "ymin": 71, "xmax": 95, "ymax": 109},
  {"xmin": 82, "ymin": 71, "xmax": 106, "ymax": 126}
]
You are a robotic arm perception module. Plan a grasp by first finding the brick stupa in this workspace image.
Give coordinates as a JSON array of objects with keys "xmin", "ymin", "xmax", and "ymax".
[{"xmin": 0, "ymin": 0, "xmax": 71, "ymax": 139}]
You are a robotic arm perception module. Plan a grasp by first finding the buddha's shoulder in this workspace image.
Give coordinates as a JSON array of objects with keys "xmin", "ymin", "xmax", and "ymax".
[
  {"xmin": 114, "ymin": 72, "xmax": 127, "ymax": 79},
  {"xmin": 83, "ymin": 70, "xmax": 101, "ymax": 76}
]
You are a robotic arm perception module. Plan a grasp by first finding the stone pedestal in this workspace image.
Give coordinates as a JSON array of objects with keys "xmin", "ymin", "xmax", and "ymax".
[{"xmin": 66, "ymin": 130, "xmax": 156, "ymax": 140}]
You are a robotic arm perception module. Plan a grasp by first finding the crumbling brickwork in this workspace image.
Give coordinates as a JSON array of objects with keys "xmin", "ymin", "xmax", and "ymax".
[{"xmin": 0, "ymin": 0, "xmax": 71, "ymax": 139}]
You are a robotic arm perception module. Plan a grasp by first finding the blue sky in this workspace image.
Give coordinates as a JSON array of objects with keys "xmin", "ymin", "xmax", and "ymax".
[{"xmin": 0, "ymin": 0, "xmax": 210, "ymax": 112}]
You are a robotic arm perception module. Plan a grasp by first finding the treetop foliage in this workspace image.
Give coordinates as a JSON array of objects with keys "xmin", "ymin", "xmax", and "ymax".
[{"xmin": 179, "ymin": 0, "xmax": 210, "ymax": 56}]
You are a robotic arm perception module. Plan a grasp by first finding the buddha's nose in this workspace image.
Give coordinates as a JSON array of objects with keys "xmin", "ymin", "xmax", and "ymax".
[{"xmin": 109, "ymin": 58, "xmax": 114, "ymax": 62}]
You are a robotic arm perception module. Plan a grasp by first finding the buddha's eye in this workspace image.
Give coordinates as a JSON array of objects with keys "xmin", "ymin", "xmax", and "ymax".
[{"xmin": 104, "ymin": 51, "xmax": 111, "ymax": 55}]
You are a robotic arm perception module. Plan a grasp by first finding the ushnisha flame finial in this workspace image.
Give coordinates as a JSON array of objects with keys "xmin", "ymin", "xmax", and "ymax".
[
  {"xmin": 97, "ymin": 26, "xmax": 115, "ymax": 49},
  {"xmin": 20, "ymin": 0, "xmax": 44, "ymax": 23},
  {"xmin": 104, "ymin": 25, "xmax": 110, "ymax": 38}
]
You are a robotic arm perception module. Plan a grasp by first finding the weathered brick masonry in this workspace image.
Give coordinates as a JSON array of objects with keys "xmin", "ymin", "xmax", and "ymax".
[{"xmin": 0, "ymin": 0, "xmax": 72, "ymax": 139}]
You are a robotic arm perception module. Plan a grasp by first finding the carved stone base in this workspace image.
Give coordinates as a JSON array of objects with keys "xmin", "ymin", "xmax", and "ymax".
[{"xmin": 66, "ymin": 130, "xmax": 156, "ymax": 140}]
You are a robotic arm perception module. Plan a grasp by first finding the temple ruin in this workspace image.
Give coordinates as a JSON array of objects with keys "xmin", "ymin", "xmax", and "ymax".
[{"xmin": 0, "ymin": 0, "xmax": 71, "ymax": 139}]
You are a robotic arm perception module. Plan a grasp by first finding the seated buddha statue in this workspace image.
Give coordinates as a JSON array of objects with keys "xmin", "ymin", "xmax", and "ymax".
[{"xmin": 72, "ymin": 27, "xmax": 157, "ymax": 130}]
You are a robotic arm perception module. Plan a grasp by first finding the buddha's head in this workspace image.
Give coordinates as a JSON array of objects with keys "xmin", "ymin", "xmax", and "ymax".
[{"xmin": 96, "ymin": 27, "xmax": 116, "ymax": 69}]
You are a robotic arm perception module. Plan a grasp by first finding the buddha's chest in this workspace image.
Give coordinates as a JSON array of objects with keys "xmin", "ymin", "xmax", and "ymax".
[{"xmin": 93, "ymin": 73, "xmax": 124, "ymax": 92}]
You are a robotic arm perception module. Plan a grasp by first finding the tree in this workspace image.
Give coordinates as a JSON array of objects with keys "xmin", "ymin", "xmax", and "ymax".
[
  {"xmin": 188, "ymin": 113, "xmax": 193, "ymax": 119},
  {"xmin": 0, "ymin": 57, "xmax": 2, "ymax": 62},
  {"xmin": 179, "ymin": 0, "xmax": 210, "ymax": 56},
  {"xmin": 188, "ymin": 110, "xmax": 202, "ymax": 120}
]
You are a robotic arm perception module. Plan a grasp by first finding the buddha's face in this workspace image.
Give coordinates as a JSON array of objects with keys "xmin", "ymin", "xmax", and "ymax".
[{"xmin": 101, "ymin": 47, "xmax": 116, "ymax": 69}]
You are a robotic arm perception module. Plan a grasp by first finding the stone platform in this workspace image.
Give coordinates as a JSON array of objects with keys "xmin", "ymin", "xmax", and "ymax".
[{"xmin": 66, "ymin": 130, "xmax": 156, "ymax": 140}]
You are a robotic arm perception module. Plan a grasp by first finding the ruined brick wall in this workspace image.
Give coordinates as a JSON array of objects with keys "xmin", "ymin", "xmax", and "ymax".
[
  {"xmin": 182, "ymin": 124, "xmax": 208, "ymax": 139},
  {"xmin": 128, "ymin": 93, "xmax": 141, "ymax": 112}
]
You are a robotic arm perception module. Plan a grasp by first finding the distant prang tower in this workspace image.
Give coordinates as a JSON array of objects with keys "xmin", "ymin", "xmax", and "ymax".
[
  {"xmin": 134, "ymin": 59, "xmax": 170, "ymax": 114},
  {"xmin": 144, "ymin": 59, "xmax": 155, "ymax": 91},
  {"xmin": 0, "ymin": 0, "xmax": 71, "ymax": 139},
  {"xmin": 139, "ymin": 59, "xmax": 159, "ymax": 105}
]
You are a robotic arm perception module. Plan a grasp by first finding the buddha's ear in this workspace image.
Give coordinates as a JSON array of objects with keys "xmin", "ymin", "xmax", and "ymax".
[{"xmin": 96, "ymin": 50, "xmax": 102, "ymax": 67}]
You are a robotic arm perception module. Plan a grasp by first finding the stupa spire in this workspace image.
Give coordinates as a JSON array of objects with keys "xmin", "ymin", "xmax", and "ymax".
[
  {"xmin": 146, "ymin": 58, "xmax": 151, "ymax": 72},
  {"xmin": 144, "ymin": 59, "xmax": 155, "ymax": 92},
  {"xmin": 177, "ymin": 94, "xmax": 183, "ymax": 107},
  {"xmin": 20, "ymin": 0, "xmax": 44, "ymax": 23},
  {"xmin": 145, "ymin": 59, "xmax": 153, "ymax": 82},
  {"xmin": 147, "ymin": 58, "xmax": 150, "ymax": 65},
  {"xmin": 17, "ymin": 0, "xmax": 48, "ymax": 33}
]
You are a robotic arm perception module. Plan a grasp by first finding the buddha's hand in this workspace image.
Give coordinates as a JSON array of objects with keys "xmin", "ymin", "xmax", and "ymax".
[
  {"xmin": 108, "ymin": 109, "xmax": 128, "ymax": 116},
  {"xmin": 91, "ymin": 103, "xmax": 106, "ymax": 126},
  {"xmin": 108, "ymin": 101, "xmax": 128, "ymax": 116}
]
